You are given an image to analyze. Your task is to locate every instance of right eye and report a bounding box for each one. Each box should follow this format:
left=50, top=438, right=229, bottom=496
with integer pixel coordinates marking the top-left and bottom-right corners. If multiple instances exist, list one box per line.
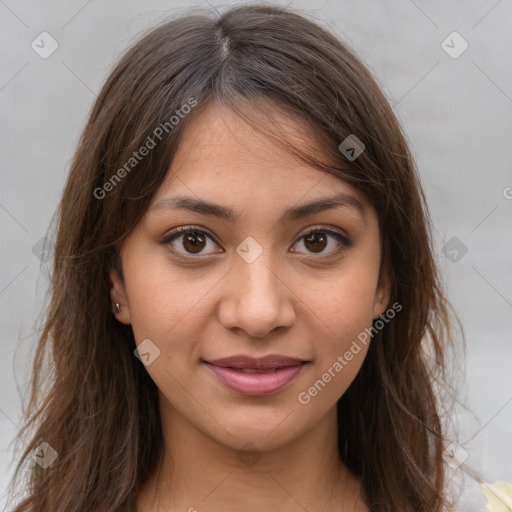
left=161, top=226, right=223, bottom=257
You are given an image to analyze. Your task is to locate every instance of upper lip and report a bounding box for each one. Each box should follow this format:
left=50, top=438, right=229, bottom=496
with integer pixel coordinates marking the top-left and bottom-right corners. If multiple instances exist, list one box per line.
left=204, top=354, right=307, bottom=370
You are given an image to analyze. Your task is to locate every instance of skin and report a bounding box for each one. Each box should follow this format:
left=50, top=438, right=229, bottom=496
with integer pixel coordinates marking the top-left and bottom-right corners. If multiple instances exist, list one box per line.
left=110, top=100, right=390, bottom=512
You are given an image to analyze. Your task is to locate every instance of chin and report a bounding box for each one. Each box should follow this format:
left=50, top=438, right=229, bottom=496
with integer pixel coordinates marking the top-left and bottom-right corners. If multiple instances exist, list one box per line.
left=204, top=408, right=308, bottom=451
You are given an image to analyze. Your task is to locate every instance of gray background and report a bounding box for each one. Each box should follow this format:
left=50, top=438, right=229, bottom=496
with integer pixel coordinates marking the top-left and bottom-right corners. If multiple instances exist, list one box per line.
left=1, top=0, right=511, bottom=505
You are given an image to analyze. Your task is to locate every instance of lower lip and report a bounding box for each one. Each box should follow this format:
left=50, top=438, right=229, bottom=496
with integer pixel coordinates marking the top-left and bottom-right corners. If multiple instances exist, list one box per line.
left=204, top=363, right=306, bottom=396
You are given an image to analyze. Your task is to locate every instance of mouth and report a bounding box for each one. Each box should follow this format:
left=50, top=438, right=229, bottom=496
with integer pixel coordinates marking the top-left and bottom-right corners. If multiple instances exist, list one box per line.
left=202, top=354, right=309, bottom=396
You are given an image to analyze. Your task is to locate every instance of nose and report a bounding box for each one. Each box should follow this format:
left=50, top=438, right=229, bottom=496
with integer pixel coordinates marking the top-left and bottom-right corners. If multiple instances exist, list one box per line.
left=217, top=249, right=296, bottom=339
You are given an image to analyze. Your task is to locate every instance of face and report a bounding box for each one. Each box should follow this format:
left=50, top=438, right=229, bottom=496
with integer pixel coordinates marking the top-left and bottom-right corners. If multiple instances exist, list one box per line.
left=110, top=100, right=390, bottom=452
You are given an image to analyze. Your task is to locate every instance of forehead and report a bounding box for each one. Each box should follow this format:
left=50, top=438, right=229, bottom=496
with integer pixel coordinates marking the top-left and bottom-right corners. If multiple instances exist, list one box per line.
left=151, top=100, right=372, bottom=218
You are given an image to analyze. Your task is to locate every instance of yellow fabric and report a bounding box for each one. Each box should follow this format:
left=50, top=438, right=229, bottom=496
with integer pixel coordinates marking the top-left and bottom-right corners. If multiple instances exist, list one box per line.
left=481, top=481, right=512, bottom=512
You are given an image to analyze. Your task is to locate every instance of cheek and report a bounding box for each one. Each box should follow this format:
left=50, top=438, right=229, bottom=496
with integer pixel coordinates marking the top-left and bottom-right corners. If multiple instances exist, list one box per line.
left=309, top=288, right=373, bottom=384
left=298, top=292, right=373, bottom=410
left=121, top=247, right=215, bottom=344
left=311, top=252, right=380, bottom=340
left=301, top=250, right=380, bottom=395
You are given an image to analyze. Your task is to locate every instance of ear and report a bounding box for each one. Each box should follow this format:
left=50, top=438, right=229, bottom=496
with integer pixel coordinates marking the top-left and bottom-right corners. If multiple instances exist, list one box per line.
left=372, top=266, right=391, bottom=320
left=109, top=267, right=132, bottom=325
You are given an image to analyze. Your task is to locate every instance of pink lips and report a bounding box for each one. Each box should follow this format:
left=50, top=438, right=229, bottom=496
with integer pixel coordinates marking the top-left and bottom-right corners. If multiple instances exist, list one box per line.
left=204, top=355, right=307, bottom=396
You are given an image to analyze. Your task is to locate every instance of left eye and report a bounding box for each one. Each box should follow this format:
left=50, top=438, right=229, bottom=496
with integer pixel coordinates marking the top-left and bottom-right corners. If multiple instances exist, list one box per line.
left=161, top=226, right=351, bottom=257
left=291, top=228, right=351, bottom=256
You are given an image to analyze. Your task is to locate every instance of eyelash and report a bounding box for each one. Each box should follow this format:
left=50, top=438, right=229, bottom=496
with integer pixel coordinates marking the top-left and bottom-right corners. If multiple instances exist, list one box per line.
left=159, top=225, right=352, bottom=259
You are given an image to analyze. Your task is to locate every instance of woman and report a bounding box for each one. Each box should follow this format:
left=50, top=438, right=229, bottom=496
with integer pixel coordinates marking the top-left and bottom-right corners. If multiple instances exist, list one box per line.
left=6, top=4, right=490, bottom=511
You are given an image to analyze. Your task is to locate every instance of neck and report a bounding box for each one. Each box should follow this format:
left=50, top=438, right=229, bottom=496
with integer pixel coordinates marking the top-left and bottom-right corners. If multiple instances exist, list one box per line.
left=136, top=394, right=366, bottom=512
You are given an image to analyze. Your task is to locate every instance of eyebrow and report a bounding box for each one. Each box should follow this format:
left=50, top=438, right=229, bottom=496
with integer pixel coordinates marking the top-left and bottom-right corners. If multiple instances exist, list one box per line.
left=151, top=193, right=366, bottom=223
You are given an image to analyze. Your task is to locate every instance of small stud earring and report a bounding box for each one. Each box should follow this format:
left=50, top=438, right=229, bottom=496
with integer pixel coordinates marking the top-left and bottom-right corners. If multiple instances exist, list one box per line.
left=114, top=303, right=121, bottom=313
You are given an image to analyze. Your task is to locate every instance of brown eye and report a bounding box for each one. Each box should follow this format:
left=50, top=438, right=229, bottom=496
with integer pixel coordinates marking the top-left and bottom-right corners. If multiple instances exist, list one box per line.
left=292, top=228, right=351, bottom=256
left=303, top=232, right=328, bottom=253
left=161, top=226, right=351, bottom=259
left=162, top=227, right=222, bottom=257
left=181, top=231, right=206, bottom=254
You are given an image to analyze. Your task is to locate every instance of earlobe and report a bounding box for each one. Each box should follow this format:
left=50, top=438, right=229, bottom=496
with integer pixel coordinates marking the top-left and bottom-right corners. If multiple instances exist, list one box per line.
left=372, top=268, right=391, bottom=320
left=109, top=267, right=131, bottom=325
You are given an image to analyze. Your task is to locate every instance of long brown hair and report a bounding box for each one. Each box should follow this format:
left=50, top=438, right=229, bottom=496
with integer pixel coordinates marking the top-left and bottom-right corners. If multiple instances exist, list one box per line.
left=7, top=4, right=462, bottom=511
